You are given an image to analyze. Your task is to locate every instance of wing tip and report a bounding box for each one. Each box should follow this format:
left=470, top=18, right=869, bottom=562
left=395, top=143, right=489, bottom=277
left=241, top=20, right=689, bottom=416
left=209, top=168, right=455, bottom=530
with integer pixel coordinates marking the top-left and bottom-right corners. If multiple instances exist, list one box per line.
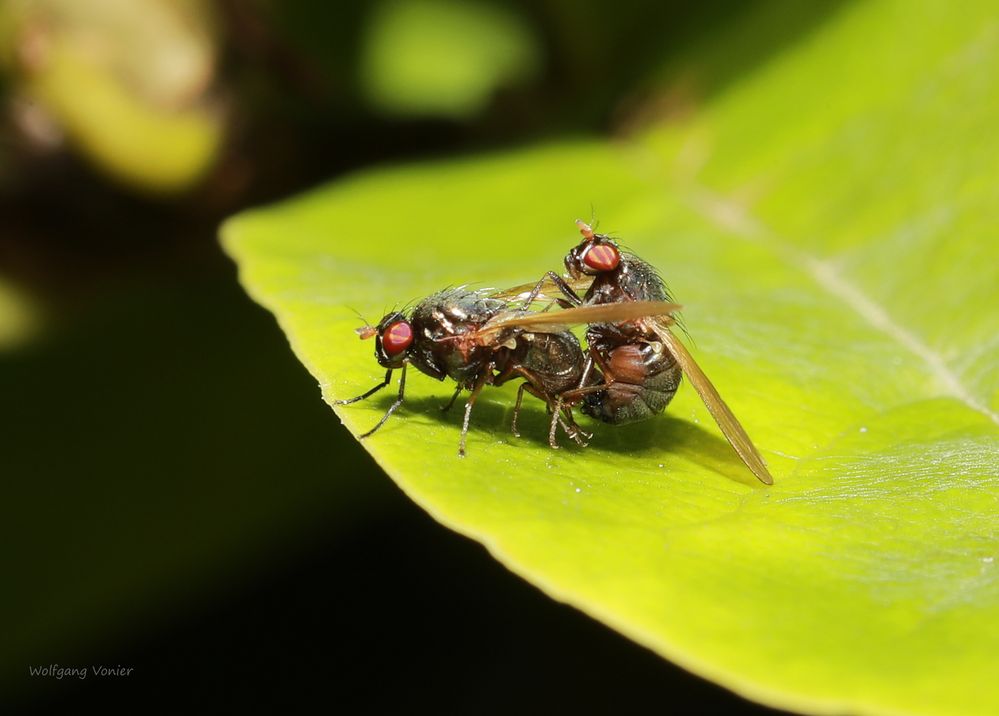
left=756, top=469, right=774, bottom=485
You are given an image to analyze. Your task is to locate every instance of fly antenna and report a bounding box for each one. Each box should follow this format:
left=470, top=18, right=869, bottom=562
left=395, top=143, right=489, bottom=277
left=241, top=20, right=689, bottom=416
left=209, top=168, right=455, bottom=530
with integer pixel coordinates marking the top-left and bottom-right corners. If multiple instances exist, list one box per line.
left=589, top=203, right=600, bottom=232
left=348, top=306, right=372, bottom=326
left=347, top=306, right=377, bottom=339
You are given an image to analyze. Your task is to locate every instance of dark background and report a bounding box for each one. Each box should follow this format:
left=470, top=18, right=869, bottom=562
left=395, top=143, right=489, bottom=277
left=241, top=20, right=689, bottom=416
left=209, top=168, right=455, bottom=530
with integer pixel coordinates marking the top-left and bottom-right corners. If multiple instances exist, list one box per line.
left=0, top=1, right=840, bottom=711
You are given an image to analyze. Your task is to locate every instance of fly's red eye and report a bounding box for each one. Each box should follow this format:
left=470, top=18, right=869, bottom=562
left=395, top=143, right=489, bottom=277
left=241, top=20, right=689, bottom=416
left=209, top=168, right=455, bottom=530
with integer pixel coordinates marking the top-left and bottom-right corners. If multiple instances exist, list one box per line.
left=381, top=321, right=413, bottom=356
left=583, top=243, right=620, bottom=272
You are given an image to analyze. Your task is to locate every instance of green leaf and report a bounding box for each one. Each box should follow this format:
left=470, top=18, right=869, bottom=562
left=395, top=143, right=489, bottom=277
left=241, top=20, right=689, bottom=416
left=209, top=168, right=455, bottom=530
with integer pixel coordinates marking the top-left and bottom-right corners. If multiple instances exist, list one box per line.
left=222, top=2, right=999, bottom=714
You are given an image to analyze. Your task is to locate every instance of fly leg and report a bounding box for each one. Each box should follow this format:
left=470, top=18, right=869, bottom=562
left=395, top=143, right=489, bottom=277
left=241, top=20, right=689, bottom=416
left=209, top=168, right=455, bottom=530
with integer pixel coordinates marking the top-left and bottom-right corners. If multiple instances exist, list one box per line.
left=552, top=384, right=606, bottom=446
left=545, top=394, right=593, bottom=448
left=334, top=369, right=392, bottom=405
left=440, top=385, right=462, bottom=412
left=547, top=395, right=565, bottom=449
left=561, top=406, right=592, bottom=446
left=548, top=393, right=597, bottom=449
left=512, top=380, right=569, bottom=442
left=520, top=271, right=584, bottom=310
left=580, top=345, right=617, bottom=396
left=516, top=386, right=576, bottom=449
left=511, top=382, right=529, bottom=437
left=502, top=366, right=569, bottom=446
left=498, top=364, right=587, bottom=448
left=458, top=371, right=490, bottom=457
left=494, top=363, right=536, bottom=439
left=357, top=365, right=407, bottom=438
left=575, top=354, right=596, bottom=390
left=555, top=414, right=585, bottom=444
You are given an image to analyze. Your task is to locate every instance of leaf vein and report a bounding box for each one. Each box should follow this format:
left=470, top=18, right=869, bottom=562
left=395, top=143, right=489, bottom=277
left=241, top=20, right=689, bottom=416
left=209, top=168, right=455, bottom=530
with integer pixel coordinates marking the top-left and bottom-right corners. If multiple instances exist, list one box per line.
left=686, top=186, right=999, bottom=428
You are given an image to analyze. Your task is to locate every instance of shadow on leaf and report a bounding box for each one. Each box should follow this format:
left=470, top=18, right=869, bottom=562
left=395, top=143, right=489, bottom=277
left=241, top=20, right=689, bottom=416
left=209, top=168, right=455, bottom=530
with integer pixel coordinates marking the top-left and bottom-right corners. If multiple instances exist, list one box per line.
left=356, top=392, right=763, bottom=486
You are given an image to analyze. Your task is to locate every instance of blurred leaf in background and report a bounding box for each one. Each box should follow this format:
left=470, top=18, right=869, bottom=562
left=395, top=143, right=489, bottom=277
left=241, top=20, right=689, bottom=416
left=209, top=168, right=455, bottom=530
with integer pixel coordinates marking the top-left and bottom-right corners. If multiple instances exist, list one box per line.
left=0, top=0, right=222, bottom=193
left=0, top=276, right=37, bottom=349
left=360, top=0, right=540, bottom=118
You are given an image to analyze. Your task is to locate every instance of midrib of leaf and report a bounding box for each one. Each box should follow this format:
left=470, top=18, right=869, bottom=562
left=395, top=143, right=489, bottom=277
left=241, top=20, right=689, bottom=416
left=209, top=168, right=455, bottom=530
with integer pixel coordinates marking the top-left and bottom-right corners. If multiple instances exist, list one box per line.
left=619, top=2, right=999, bottom=433
left=683, top=185, right=999, bottom=428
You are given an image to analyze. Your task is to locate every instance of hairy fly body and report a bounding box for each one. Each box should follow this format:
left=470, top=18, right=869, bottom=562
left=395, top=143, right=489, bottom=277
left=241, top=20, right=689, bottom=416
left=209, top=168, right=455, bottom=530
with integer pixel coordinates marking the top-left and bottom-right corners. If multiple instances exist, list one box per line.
left=335, top=286, right=675, bottom=455
left=519, top=220, right=774, bottom=484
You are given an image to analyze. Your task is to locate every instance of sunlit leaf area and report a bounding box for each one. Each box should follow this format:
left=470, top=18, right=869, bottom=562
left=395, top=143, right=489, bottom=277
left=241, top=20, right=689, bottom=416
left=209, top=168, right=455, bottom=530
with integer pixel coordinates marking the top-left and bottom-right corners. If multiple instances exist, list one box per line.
left=4, top=1, right=997, bottom=713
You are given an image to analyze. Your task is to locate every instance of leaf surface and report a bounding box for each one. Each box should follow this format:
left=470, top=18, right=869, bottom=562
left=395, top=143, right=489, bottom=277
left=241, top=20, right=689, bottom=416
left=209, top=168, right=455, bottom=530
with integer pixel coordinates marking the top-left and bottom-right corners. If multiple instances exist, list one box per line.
left=223, top=3, right=999, bottom=713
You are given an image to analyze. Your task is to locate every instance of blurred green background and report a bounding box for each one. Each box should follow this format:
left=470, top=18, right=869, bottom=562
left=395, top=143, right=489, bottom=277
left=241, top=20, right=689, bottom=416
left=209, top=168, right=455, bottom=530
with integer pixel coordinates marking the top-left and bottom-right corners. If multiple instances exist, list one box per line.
left=0, top=0, right=850, bottom=711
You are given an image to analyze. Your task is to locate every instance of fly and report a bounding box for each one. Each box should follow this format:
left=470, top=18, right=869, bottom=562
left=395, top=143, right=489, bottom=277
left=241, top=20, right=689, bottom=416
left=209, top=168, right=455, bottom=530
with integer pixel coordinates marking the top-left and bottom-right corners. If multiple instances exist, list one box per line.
left=334, top=285, right=677, bottom=456
left=515, top=220, right=774, bottom=485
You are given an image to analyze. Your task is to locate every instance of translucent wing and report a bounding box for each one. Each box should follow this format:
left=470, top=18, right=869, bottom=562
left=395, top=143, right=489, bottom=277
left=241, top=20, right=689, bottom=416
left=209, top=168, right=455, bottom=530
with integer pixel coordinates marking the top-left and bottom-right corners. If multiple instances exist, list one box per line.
left=479, top=301, right=681, bottom=336
left=647, top=320, right=774, bottom=485
left=490, top=275, right=594, bottom=303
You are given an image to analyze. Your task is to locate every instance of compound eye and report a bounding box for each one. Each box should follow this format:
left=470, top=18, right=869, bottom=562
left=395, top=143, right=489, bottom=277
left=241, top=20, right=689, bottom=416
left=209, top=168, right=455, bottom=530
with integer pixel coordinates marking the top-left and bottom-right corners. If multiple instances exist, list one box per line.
left=583, top=242, right=620, bottom=272
left=381, top=321, right=413, bottom=356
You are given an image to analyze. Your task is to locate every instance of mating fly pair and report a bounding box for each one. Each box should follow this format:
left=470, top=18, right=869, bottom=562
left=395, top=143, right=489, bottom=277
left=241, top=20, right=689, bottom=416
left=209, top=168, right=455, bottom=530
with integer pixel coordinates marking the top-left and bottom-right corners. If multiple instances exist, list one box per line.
left=336, top=220, right=773, bottom=485
left=337, top=286, right=677, bottom=456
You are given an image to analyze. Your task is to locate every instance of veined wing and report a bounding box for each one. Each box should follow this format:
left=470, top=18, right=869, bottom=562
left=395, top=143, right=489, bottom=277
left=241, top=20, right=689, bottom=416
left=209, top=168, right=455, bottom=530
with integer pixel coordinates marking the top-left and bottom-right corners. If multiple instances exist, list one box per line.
left=490, top=275, right=594, bottom=304
left=648, top=320, right=774, bottom=485
left=479, top=301, right=680, bottom=336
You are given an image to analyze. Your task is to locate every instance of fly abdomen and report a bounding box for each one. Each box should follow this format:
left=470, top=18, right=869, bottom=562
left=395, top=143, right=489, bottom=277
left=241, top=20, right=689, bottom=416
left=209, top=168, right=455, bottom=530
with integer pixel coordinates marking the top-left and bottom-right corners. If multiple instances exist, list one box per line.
left=582, top=340, right=681, bottom=424
left=516, top=331, right=587, bottom=395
